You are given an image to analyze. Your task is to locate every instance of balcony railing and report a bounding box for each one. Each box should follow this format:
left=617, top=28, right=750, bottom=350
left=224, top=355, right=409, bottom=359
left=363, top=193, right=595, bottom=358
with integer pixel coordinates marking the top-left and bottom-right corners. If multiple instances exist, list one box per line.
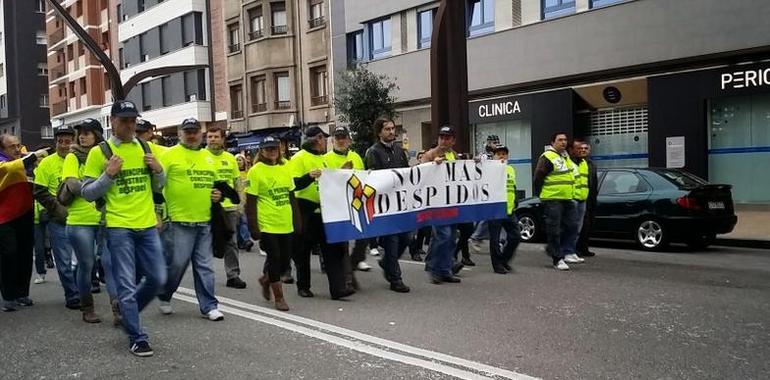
left=51, top=100, right=68, bottom=116
left=275, top=101, right=291, bottom=110
left=311, top=95, right=328, bottom=106
left=308, top=16, right=325, bottom=29
left=248, top=30, right=263, bottom=40
left=49, top=28, right=65, bottom=46
left=271, top=25, right=288, bottom=35
left=231, top=110, right=244, bottom=119
left=228, top=43, right=241, bottom=54
left=252, top=103, right=267, bottom=113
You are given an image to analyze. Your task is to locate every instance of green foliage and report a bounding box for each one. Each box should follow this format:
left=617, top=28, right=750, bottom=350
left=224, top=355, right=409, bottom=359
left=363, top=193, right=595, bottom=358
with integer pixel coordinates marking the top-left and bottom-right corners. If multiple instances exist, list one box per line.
left=333, top=65, right=398, bottom=157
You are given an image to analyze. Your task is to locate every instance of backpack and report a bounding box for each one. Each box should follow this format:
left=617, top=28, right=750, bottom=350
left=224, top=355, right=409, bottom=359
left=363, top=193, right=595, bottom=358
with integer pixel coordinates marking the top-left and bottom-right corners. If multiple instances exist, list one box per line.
left=97, top=139, right=166, bottom=205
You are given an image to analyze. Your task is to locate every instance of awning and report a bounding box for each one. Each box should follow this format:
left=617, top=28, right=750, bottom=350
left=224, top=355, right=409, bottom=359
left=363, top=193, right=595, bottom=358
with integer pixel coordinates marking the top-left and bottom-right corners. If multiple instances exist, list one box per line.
left=226, top=127, right=301, bottom=151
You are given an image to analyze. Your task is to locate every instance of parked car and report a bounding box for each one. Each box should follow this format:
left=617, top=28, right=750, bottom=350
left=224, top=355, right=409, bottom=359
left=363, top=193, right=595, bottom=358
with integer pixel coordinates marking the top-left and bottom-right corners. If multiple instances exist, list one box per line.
left=515, top=168, right=737, bottom=250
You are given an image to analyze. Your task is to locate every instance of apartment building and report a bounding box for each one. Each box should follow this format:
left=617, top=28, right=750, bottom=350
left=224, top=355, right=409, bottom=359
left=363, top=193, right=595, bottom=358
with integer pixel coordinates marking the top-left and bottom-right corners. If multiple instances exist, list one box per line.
left=333, top=0, right=770, bottom=205
left=0, top=0, right=51, bottom=148
left=223, top=0, right=333, bottom=146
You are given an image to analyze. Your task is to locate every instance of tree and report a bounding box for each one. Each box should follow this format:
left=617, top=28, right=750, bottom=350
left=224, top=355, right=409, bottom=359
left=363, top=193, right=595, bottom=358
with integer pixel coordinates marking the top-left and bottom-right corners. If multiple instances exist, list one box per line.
left=334, top=65, right=398, bottom=157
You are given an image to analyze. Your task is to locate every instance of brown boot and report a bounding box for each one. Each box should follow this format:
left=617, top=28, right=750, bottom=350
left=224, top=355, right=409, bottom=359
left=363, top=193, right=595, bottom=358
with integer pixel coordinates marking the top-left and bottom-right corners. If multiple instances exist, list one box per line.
left=258, top=275, right=271, bottom=301
left=80, top=295, right=101, bottom=324
left=270, top=282, right=289, bottom=311
left=110, top=297, right=122, bottom=327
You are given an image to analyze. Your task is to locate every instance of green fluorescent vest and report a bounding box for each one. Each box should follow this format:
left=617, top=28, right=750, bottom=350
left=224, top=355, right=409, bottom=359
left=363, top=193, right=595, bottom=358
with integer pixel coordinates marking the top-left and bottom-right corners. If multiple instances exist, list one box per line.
left=573, top=159, right=589, bottom=201
left=540, top=150, right=575, bottom=201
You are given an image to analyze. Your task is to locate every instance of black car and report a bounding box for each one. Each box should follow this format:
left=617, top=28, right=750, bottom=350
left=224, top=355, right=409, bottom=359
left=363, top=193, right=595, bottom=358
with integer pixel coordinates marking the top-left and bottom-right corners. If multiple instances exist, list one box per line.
left=515, top=168, right=737, bottom=251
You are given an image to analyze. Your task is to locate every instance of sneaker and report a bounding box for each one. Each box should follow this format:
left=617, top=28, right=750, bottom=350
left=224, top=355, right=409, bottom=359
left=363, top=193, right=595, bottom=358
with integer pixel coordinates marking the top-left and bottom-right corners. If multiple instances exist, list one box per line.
left=16, top=297, right=34, bottom=306
left=369, top=248, right=380, bottom=256
left=204, top=309, right=225, bottom=321
left=1, top=301, right=18, bottom=312
left=356, top=261, right=372, bottom=271
left=564, top=254, right=585, bottom=264
left=468, top=239, right=484, bottom=254
left=65, top=299, right=81, bottom=310
left=158, top=301, right=173, bottom=315
left=297, top=289, right=314, bottom=298
left=452, top=262, right=465, bottom=275
left=554, top=260, right=570, bottom=271
left=129, top=341, right=154, bottom=357
left=461, top=257, right=476, bottom=266
left=258, top=248, right=267, bottom=257
left=34, top=275, right=45, bottom=284
left=45, top=257, right=55, bottom=269
left=226, top=277, right=247, bottom=289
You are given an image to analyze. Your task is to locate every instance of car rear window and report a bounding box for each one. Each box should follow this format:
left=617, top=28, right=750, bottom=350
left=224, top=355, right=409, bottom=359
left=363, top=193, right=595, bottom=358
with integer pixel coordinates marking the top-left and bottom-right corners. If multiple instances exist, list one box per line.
left=657, top=170, right=708, bottom=189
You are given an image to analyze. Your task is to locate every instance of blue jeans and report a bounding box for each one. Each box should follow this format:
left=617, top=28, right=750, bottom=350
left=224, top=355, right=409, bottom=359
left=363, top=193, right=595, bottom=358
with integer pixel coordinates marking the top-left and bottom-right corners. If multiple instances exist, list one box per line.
left=159, top=223, right=218, bottom=314
left=68, top=225, right=117, bottom=301
left=425, top=225, right=457, bottom=277
left=107, top=227, right=166, bottom=345
left=97, top=225, right=117, bottom=299
left=566, top=201, right=587, bottom=256
left=34, top=221, right=49, bottom=275
left=48, top=222, right=79, bottom=303
left=488, top=214, right=521, bottom=267
left=542, top=200, right=578, bottom=264
left=470, top=221, right=489, bottom=241
left=379, top=232, right=411, bottom=283
left=237, top=213, right=251, bottom=247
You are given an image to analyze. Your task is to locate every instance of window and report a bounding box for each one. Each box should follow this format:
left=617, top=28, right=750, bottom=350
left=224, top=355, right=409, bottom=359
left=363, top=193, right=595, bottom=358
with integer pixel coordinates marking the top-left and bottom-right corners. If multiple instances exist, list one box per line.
left=161, top=76, right=171, bottom=107
left=36, top=0, right=45, bottom=13
left=274, top=72, right=290, bottom=109
left=599, top=171, right=649, bottom=195
left=139, top=33, right=147, bottom=62
left=468, top=0, right=494, bottom=36
left=271, top=2, right=288, bottom=35
left=0, top=64, right=3, bottom=77
left=159, top=24, right=168, bottom=54
left=591, top=0, right=624, bottom=8
left=368, top=18, right=391, bottom=59
left=0, top=95, right=6, bottom=109
left=142, top=82, right=152, bottom=111
left=543, top=0, right=576, bottom=19
left=249, top=7, right=264, bottom=40
left=309, top=0, right=325, bottom=28
left=35, top=31, right=47, bottom=45
left=310, top=66, right=327, bottom=106
left=230, top=85, right=243, bottom=119
left=251, top=75, right=267, bottom=113
left=138, top=0, right=145, bottom=13
left=347, top=31, right=364, bottom=65
left=41, top=125, right=54, bottom=139
left=417, top=9, right=436, bottom=49
left=228, top=24, right=240, bottom=53
left=37, top=63, right=48, bottom=76
left=40, top=94, right=49, bottom=108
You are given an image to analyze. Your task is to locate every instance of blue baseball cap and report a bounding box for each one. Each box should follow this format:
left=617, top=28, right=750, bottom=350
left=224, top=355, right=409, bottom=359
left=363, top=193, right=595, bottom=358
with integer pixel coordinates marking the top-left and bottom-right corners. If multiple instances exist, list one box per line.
left=111, top=100, right=140, bottom=118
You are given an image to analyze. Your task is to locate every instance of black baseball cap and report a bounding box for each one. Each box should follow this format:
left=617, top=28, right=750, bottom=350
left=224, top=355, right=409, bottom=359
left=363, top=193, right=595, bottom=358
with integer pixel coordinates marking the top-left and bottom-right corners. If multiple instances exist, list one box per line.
left=493, top=145, right=509, bottom=154
left=111, top=100, right=140, bottom=118
left=487, top=135, right=499, bottom=142
left=260, top=136, right=280, bottom=148
left=74, top=118, right=103, bottom=135
left=54, top=125, right=75, bottom=137
left=136, top=119, right=155, bottom=133
left=180, top=118, right=201, bottom=130
left=438, top=125, right=456, bottom=137
left=305, top=126, right=330, bottom=138
left=333, top=126, right=350, bottom=137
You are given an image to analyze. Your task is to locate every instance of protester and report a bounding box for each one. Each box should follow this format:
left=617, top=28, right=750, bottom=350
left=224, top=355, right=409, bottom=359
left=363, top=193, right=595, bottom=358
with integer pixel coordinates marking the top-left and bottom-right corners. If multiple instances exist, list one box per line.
left=420, top=125, right=463, bottom=284
left=206, top=125, right=248, bottom=289
left=468, top=135, right=500, bottom=253
left=235, top=153, right=255, bottom=252
left=533, top=132, right=578, bottom=271
left=576, top=142, right=598, bottom=258
left=1, top=134, right=48, bottom=311
left=32, top=199, right=50, bottom=284
left=564, top=139, right=590, bottom=264
left=81, top=100, right=167, bottom=357
left=246, top=136, right=299, bottom=311
left=487, top=145, right=521, bottom=274
left=454, top=223, right=476, bottom=266
left=34, top=126, right=80, bottom=309
left=135, top=119, right=168, bottom=231
left=408, top=150, right=430, bottom=262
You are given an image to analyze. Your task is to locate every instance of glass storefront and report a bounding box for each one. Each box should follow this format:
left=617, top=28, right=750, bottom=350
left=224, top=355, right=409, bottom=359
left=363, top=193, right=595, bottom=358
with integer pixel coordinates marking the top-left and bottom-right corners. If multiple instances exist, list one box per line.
left=473, top=120, right=532, bottom=197
left=708, top=93, right=770, bottom=204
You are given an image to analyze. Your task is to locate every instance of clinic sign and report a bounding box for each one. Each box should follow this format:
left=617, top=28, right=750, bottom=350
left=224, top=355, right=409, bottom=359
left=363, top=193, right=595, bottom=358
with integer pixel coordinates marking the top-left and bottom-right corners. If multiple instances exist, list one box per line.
left=720, top=66, right=770, bottom=91
left=469, top=95, right=530, bottom=123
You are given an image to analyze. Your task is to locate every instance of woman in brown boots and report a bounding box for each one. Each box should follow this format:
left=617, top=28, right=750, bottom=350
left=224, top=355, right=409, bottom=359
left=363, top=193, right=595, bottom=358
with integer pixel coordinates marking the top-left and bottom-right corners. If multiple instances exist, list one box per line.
left=245, top=136, right=301, bottom=311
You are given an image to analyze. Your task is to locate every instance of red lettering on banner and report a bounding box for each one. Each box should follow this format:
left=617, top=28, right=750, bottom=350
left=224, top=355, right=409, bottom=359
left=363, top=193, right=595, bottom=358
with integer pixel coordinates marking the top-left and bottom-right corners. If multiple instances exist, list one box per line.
left=416, top=208, right=459, bottom=223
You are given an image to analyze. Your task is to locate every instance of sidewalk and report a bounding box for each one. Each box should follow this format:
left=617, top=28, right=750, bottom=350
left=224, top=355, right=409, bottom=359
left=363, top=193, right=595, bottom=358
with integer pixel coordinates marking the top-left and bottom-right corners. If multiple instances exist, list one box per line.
left=717, top=209, right=770, bottom=248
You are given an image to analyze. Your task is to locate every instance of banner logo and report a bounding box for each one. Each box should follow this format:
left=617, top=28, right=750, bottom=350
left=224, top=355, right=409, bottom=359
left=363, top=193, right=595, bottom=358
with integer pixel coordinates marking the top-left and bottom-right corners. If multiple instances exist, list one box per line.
left=346, top=175, right=376, bottom=232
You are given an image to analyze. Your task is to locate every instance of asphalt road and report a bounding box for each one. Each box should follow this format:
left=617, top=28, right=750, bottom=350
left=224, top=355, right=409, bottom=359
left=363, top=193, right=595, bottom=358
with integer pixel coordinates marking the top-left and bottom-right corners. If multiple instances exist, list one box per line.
left=1, top=241, right=769, bottom=380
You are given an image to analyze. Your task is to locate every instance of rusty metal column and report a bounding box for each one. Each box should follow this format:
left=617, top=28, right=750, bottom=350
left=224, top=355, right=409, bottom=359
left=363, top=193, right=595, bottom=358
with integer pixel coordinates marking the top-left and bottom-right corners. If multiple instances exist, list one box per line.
left=430, top=0, right=470, bottom=153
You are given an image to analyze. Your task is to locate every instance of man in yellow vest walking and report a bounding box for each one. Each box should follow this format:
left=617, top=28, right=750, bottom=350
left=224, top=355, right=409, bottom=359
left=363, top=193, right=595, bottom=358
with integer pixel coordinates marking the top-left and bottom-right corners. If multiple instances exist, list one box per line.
left=533, top=133, right=579, bottom=271
left=565, top=139, right=592, bottom=264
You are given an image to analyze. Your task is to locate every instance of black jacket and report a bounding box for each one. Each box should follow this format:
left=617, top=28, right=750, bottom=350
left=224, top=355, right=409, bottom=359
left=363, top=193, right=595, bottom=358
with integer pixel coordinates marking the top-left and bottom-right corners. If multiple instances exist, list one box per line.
left=364, top=141, right=409, bottom=170
left=211, top=181, right=240, bottom=259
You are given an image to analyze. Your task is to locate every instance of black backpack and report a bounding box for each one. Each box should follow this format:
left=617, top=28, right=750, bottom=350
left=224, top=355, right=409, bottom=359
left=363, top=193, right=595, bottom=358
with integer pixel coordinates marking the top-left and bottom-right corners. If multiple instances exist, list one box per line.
left=98, top=139, right=166, bottom=205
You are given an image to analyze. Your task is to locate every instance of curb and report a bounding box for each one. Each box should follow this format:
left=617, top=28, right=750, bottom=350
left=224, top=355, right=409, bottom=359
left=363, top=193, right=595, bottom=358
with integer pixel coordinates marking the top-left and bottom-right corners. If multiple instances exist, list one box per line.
left=715, top=238, right=770, bottom=249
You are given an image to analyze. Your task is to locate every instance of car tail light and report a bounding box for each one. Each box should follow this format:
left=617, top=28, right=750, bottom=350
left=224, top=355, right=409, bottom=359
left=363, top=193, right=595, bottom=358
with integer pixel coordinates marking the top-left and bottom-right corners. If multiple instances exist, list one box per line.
left=677, top=196, right=701, bottom=210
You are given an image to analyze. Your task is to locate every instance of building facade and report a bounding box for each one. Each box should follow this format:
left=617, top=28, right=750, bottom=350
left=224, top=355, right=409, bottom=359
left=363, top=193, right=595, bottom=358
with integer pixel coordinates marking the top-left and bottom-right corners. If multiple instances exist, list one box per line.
left=223, top=0, right=333, bottom=137
left=1, top=0, right=51, bottom=149
left=333, top=0, right=770, bottom=205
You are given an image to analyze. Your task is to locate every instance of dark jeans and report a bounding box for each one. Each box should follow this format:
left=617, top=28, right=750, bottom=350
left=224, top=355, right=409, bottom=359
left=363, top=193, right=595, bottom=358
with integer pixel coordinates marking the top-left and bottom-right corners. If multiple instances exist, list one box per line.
left=294, top=199, right=347, bottom=296
left=410, top=227, right=431, bottom=254
left=425, top=225, right=457, bottom=277
left=577, top=205, right=595, bottom=255
left=350, top=239, right=369, bottom=267
left=542, top=200, right=578, bottom=265
left=33, top=220, right=49, bottom=275
left=261, top=233, right=292, bottom=283
left=0, top=212, right=34, bottom=301
left=453, top=223, right=475, bottom=261
left=488, top=215, right=521, bottom=267
left=379, top=232, right=411, bottom=283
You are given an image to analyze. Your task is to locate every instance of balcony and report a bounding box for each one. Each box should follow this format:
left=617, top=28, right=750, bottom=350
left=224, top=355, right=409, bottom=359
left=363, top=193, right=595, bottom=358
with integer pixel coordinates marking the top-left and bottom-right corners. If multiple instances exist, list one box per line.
left=308, top=17, right=325, bottom=29
left=228, top=43, right=241, bottom=54
left=275, top=101, right=291, bottom=110
left=49, top=28, right=65, bottom=47
left=51, top=100, right=68, bottom=116
left=231, top=110, right=244, bottom=119
left=252, top=103, right=267, bottom=113
left=248, top=30, right=263, bottom=40
left=271, top=25, right=288, bottom=35
left=49, top=66, right=66, bottom=82
left=311, top=95, right=328, bottom=106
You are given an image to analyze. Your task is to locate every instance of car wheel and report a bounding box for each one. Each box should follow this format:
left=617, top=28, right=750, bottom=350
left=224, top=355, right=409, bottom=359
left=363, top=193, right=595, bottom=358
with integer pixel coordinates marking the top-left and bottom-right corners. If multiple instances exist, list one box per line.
left=686, top=233, right=716, bottom=250
left=636, top=218, right=669, bottom=251
left=518, top=213, right=538, bottom=243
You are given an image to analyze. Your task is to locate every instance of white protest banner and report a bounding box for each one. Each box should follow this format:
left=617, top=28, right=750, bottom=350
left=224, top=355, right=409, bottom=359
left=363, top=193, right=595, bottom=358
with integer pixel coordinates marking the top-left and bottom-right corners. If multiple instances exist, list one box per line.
left=319, top=160, right=508, bottom=243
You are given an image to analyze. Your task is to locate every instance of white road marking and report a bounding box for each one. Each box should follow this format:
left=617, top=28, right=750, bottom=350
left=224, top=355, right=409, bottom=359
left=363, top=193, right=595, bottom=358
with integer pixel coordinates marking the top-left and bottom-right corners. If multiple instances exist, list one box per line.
left=175, top=287, right=537, bottom=380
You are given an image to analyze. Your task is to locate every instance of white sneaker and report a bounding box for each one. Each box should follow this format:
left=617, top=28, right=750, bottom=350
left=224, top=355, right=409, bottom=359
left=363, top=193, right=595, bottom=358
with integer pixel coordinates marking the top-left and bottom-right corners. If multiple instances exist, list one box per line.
left=357, top=261, right=372, bottom=271
left=158, top=301, right=173, bottom=315
left=258, top=249, right=267, bottom=257
left=369, top=248, right=380, bottom=256
left=564, top=254, right=585, bottom=264
left=33, top=275, right=45, bottom=284
left=205, top=309, right=224, bottom=321
left=554, top=260, right=570, bottom=271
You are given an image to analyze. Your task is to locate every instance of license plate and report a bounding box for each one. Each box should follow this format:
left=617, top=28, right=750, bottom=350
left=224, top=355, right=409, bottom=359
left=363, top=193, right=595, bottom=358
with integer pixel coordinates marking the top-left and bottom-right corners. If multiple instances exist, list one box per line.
left=708, top=201, right=725, bottom=210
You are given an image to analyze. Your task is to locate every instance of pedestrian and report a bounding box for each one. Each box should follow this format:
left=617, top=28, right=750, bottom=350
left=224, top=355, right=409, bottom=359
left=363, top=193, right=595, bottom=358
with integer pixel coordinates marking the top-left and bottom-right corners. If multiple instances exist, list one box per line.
left=32, top=199, right=51, bottom=284
left=468, top=135, right=500, bottom=253
left=34, top=125, right=80, bottom=309
left=533, top=132, right=578, bottom=271
left=487, top=145, right=521, bottom=274
left=246, top=136, right=299, bottom=311
left=1, top=134, right=48, bottom=311
left=235, top=154, right=255, bottom=252
left=420, top=125, right=463, bottom=284
left=564, top=139, right=591, bottom=264
left=289, top=126, right=354, bottom=300
left=58, top=118, right=115, bottom=323
left=135, top=119, right=167, bottom=156
left=156, top=118, right=225, bottom=322
left=80, top=100, right=167, bottom=357
left=575, top=141, right=598, bottom=258
left=454, top=222, right=476, bottom=266
left=363, top=118, right=412, bottom=293
left=206, top=125, right=248, bottom=289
